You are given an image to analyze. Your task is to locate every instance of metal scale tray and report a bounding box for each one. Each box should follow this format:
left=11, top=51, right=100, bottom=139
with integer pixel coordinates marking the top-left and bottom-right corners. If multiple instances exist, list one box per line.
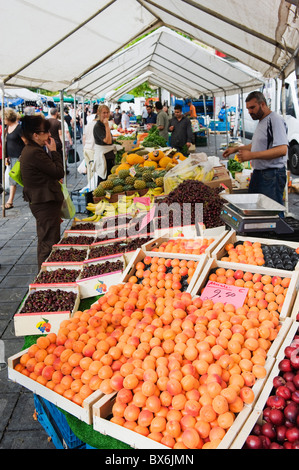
left=221, top=193, right=286, bottom=217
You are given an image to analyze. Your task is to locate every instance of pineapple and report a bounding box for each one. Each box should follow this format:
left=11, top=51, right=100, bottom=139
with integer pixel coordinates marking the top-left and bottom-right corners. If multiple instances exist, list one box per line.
left=134, top=179, right=147, bottom=190
left=125, top=176, right=135, bottom=186
left=101, top=180, right=114, bottom=190
left=142, top=171, right=153, bottom=182
left=118, top=169, right=130, bottom=180
left=93, top=185, right=105, bottom=197
left=113, top=185, right=124, bottom=193
left=155, top=177, right=164, bottom=187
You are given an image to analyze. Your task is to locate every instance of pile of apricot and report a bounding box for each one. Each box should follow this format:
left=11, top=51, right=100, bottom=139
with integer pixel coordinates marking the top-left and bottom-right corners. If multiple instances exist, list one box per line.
left=128, top=256, right=199, bottom=293
left=151, top=238, right=215, bottom=256
left=15, top=266, right=290, bottom=449
left=220, top=241, right=265, bottom=266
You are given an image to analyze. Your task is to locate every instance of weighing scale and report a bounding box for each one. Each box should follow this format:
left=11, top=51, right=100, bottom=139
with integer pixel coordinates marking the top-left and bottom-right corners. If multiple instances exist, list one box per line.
left=220, top=194, right=295, bottom=236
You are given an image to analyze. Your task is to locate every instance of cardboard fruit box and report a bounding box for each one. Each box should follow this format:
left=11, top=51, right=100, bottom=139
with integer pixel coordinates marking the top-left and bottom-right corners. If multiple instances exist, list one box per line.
left=7, top=348, right=104, bottom=425
left=204, top=165, right=232, bottom=192
left=190, top=258, right=299, bottom=319
left=70, top=219, right=100, bottom=232
left=92, top=390, right=253, bottom=450
left=119, top=248, right=208, bottom=295
left=212, top=229, right=299, bottom=271
left=77, top=254, right=127, bottom=299
left=13, top=285, right=80, bottom=337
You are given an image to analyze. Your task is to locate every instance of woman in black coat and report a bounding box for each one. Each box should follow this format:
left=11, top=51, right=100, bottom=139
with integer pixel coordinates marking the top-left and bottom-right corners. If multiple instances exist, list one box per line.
left=20, top=115, right=65, bottom=270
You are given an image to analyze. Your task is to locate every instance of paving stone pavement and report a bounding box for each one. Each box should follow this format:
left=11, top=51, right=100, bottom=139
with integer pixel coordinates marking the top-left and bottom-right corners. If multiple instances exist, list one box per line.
left=0, top=137, right=298, bottom=449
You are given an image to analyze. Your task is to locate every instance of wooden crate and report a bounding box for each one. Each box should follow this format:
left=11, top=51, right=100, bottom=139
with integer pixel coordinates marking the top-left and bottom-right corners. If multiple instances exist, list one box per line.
left=120, top=248, right=208, bottom=295
left=13, top=285, right=80, bottom=337
left=141, top=229, right=227, bottom=259
left=190, top=258, right=299, bottom=319
left=229, top=408, right=263, bottom=449
left=7, top=349, right=103, bottom=425
left=212, top=229, right=299, bottom=270
left=92, top=391, right=252, bottom=450
left=77, top=254, right=126, bottom=299
left=290, top=290, right=299, bottom=320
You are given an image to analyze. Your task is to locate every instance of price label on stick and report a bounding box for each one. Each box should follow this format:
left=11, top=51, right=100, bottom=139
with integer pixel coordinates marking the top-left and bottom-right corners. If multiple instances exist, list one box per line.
left=200, top=281, right=248, bottom=309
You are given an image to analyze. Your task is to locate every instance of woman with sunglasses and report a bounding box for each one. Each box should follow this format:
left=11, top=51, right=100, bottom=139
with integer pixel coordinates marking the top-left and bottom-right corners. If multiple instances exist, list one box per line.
left=20, top=115, right=65, bottom=271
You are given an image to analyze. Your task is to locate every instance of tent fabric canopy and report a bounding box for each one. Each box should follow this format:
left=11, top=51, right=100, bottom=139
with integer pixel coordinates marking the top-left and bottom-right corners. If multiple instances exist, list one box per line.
left=0, top=0, right=298, bottom=98
left=71, top=28, right=265, bottom=100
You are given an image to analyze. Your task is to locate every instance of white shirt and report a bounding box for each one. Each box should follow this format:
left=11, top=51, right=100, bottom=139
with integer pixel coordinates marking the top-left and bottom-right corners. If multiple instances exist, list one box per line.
left=121, top=113, right=130, bottom=129
left=83, top=119, right=97, bottom=150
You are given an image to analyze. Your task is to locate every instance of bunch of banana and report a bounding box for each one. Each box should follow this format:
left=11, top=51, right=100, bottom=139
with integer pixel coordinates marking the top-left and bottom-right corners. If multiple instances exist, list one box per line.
left=103, top=201, right=118, bottom=218
left=146, top=187, right=164, bottom=197
left=203, top=169, right=215, bottom=182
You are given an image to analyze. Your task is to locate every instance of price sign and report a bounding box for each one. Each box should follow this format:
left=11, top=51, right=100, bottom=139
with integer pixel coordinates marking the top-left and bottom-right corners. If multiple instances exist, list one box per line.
left=200, top=281, right=248, bottom=309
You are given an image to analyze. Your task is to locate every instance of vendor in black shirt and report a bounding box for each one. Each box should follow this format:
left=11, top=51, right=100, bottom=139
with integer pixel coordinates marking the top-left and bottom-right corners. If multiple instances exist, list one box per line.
left=113, top=107, right=122, bottom=126
left=169, top=104, right=194, bottom=155
left=145, top=105, right=157, bottom=127
left=93, top=105, right=116, bottom=182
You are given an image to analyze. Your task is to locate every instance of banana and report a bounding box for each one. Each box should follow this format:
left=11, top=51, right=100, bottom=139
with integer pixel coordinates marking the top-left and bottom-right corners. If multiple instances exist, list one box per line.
left=80, top=213, right=98, bottom=222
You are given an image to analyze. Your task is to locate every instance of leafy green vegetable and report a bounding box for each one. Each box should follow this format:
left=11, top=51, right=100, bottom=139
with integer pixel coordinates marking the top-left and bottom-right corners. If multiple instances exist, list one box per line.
left=227, top=158, right=243, bottom=178
left=142, top=126, right=167, bottom=148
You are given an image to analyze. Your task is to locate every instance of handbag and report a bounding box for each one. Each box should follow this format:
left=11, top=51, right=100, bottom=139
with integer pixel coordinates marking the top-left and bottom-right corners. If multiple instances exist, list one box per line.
left=68, top=147, right=80, bottom=164
left=60, top=182, right=76, bottom=219
left=9, top=160, right=23, bottom=186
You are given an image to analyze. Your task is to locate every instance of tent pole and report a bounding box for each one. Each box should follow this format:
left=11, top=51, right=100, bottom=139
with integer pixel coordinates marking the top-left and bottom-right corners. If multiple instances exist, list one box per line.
left=224, top=92, right=229, bottom=148
left=1, top=82, right=6, bottom=217
left=59, top=91, right=67, bottom=185
left=241, top=90, right=246, bottom=145
left=203, top=94, right=209, bottom=147
left=74, top=93, right=77, bottom=179
left=281, top=74, right=289, bottom=215
left=212, top=94, right=217, bottom=156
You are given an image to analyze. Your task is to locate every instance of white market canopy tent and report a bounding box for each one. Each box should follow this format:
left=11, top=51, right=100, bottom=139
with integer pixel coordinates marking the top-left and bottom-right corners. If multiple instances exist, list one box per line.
left=1, top=0, right=299, bottom=99
left=84, top=28, right=264, bottom=102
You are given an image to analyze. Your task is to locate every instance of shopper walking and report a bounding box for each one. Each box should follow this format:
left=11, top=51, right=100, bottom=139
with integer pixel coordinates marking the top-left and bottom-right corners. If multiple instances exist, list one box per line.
left=3, top=108, right=25, bottom=209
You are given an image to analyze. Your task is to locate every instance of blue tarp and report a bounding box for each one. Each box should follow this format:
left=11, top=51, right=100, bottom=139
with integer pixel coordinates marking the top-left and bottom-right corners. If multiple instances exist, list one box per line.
left=118, top=94, right=135, bottom=103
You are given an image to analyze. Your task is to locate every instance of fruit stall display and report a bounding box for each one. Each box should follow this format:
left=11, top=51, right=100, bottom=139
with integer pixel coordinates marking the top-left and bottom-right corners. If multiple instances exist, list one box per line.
left=7, top=224, right=299, bottom=449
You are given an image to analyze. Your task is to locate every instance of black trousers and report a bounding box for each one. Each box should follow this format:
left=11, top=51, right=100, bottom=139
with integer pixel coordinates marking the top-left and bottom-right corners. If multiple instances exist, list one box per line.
left=30, top=200, right=62, bottom=270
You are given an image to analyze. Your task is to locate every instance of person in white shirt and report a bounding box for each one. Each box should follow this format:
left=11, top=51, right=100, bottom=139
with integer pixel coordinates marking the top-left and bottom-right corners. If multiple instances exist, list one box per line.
left=83, top=104, right=98, bottom=186
left=121, top=111, right=130, bottom=130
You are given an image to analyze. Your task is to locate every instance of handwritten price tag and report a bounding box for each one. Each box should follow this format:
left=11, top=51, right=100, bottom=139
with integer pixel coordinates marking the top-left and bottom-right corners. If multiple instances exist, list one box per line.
left=200, top=281, right=248, bottom=309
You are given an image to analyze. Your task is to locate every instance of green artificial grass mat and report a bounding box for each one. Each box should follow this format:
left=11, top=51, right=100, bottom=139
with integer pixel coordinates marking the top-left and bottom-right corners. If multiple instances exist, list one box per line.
left=23, top=294, right=133, bottom=449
